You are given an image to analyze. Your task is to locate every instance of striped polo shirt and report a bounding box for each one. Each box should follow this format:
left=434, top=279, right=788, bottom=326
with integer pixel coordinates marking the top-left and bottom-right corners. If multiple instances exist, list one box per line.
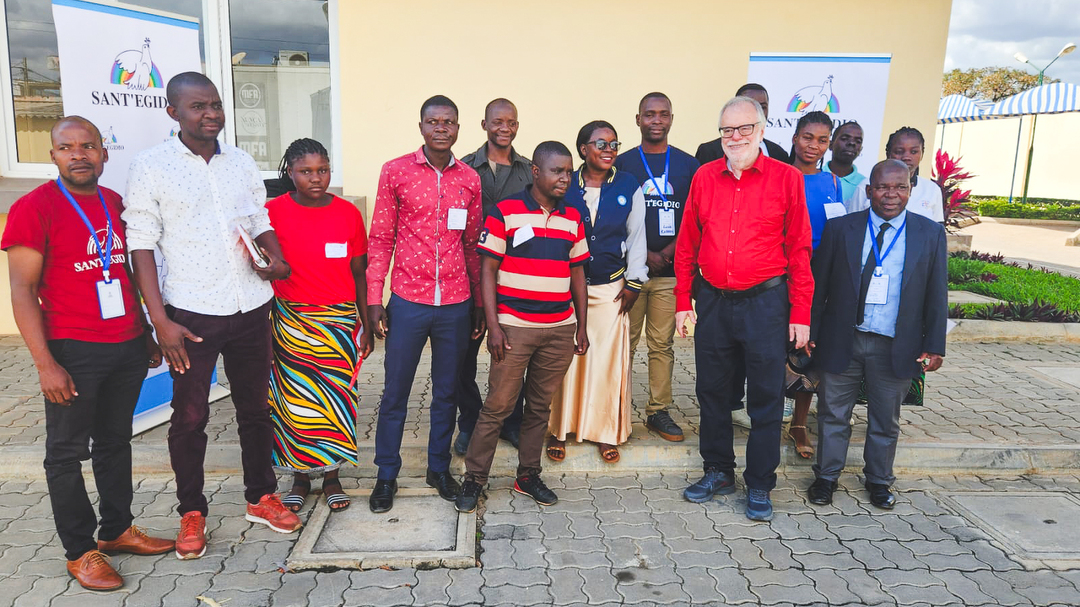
left=478, top=188, right=590, bottom=328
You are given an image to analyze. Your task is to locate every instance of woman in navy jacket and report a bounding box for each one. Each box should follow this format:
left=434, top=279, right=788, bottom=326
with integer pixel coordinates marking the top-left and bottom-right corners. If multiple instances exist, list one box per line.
left=547, top=120, right=649, bottom=464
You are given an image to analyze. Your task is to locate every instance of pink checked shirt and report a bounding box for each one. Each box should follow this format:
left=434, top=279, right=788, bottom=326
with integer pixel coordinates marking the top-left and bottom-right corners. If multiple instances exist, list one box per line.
left=366, top=147, right=483, bottom=307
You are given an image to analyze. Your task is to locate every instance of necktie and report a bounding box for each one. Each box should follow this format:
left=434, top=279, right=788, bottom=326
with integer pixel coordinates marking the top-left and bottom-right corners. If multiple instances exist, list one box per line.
left=857, top=222, right=891, bottom=325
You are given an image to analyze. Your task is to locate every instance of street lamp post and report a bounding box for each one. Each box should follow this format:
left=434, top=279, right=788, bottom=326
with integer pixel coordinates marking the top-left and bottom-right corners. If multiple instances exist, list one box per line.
left=1014, top=42, right=1076, bottom=205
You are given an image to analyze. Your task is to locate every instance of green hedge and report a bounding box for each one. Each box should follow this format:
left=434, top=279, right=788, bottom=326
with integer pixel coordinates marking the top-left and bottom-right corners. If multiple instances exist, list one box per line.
left=976, top=198, right=1080, bottom=220
left=948, top=258, right=1080, bottom=312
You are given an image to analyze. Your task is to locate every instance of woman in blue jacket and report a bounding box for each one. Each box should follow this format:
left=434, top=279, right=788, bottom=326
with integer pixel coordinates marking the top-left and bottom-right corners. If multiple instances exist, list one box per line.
left=547, top=120, right=649, bottom=464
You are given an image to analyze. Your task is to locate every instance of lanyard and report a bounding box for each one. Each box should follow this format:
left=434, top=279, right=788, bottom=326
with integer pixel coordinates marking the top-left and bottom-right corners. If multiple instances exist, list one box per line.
left=56, top=178, right=114, bottom=282
left=637, top=146, right=670, bottom=204
left=868, top=213, right=906, bottom=276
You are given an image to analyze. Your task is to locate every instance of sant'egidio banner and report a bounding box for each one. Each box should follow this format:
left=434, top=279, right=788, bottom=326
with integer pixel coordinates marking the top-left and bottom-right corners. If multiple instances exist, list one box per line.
left=51, top=0, right=201, bottom=194
left=747, top=53, right=892, bottom=179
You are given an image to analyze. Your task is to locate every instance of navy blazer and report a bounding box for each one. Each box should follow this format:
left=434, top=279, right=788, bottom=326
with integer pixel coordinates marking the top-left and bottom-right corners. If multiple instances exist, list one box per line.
left=809, top=209, right=948, bottom=379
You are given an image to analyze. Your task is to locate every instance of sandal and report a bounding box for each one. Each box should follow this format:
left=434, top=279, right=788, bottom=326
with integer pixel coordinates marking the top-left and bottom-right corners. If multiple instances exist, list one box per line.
left=546, top=437, right=566, bottom=462
left=282, top=476, right=311, bottom=512
left=322, top=478, right=351, bottom=511
left=787, top=425, right=815, bottom=459
left=597, top=443, right=620, bottom=463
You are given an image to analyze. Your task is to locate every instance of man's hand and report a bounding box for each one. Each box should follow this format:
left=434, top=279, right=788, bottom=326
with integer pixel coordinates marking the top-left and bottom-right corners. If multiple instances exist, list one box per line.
left=918, top=352, right=944, bottom=372
left=574, top=324, right=589, bottom=355
left=614, top=288, right=639, bottom=315
left=146, top=331, right=164, bottom=368
left=488, top=325, right=511, bottom=364
left=471, top=305, right=486, bottom=341
left=368, top=304, right=388, bottom=339
left=804, top=340, right=815, bottom=356
left=155, top=317, right=203, bottom=374
left=38, top=360, right=77, bottom=406
left=645, top=251, right=667, bottom=275
left=251, top=246, right=291, bottom=281
left=789, top=324, right=810, bottom=350
left=358, top=330, right=375, bottom=359
left=675, top=310, right=697, bottom=338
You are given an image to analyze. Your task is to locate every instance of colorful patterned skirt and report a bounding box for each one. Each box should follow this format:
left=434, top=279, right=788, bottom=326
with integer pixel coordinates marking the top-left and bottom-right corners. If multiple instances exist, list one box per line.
left=269, top=299, right=360, bottom=473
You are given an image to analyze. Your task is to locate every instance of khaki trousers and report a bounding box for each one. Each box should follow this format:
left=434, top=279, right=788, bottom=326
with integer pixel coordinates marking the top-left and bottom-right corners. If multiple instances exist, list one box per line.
left=628, top=277, right=677, bottom=415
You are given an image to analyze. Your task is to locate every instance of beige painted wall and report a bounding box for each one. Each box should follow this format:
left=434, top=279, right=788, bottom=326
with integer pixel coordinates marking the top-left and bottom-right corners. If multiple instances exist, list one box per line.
left=935, top=113, right=1080, bottom=200
left=337, top=0, right=952, bottom=208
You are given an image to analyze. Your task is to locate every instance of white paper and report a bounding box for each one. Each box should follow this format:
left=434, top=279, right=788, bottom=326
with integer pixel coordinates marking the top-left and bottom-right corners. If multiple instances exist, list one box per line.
left=866, top=273, right=889, bottom=305
left=97, top=279, right=126, bottom=319
left=946, top=319, right=958, bottom=335
left=823, top=202, right=846, bottom=220
left=512, top=223, right=535, bottom=248
left=659, top=209, right=676, bottom=236
left=448, top=208, right=468, bottom=231
left=325, top=242, right=348, bottom=259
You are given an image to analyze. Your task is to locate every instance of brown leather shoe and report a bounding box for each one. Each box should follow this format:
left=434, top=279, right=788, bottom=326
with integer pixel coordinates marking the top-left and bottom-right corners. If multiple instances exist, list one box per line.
left=66, top=550, right=123, bottom=591
left=98, top=525, right=175, bottom=556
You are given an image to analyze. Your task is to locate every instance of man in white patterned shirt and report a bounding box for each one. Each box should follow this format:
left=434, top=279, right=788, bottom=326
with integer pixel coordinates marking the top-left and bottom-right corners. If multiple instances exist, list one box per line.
left=124, top=72, right=301, bottom=560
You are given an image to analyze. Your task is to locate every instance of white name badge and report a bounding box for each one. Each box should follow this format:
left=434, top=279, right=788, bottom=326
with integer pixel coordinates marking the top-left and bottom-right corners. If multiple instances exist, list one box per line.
left=512, top=223, right=535, bottom=248
left=447, top=208, right=468, bottom=231
left=97, top=279, right=126, bottom=320
left=823, top=202, right=846, bottom=220
left=325, top=242, right=348, bottom=259
left=866, top=272, right=890, bottom=305
left=658, top=209, right=676, bottom=236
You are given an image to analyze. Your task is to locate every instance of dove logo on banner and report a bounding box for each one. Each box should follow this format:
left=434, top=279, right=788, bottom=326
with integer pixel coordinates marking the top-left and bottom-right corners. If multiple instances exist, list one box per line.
left=748, top=53, right=891, bottom=180
left=111, top=38, right=164, bottom=90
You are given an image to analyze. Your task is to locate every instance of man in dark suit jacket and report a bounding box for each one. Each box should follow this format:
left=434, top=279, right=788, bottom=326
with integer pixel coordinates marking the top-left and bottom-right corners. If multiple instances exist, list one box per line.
left=695, top=83, right=791, bottom=166
left=805, top=159, right=947, bottom=510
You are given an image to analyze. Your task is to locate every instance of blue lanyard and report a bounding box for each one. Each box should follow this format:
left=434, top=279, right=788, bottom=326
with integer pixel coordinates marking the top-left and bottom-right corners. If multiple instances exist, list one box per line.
left=56, top=178, right=114, bottom=282
left=637, top=146, right=670, bottom=204
left=868, top=213, right=906, bottom=276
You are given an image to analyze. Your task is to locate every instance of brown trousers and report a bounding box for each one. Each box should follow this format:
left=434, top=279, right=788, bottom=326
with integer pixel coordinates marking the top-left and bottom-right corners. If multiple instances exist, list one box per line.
left=464, top=323, right=577, bottom=485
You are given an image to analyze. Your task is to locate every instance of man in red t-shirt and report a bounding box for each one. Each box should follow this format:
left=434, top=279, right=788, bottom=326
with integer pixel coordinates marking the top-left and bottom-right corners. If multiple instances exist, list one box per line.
left=1, top=117, right=174, bottom=591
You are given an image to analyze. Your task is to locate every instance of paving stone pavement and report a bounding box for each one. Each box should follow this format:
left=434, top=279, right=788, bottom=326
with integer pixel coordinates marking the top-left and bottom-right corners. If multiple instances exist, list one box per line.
left=2, top=471, right=1080, bottom=606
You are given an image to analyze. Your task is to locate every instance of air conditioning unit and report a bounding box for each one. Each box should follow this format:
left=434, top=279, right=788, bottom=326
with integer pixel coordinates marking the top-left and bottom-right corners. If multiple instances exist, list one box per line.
left=277, top=50, right=309, bottom=66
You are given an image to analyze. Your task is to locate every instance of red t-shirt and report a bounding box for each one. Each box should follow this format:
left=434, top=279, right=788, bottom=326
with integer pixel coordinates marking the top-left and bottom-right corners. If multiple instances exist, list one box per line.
left=266, top=194, right=368, bottom=304
left=1, top=181, right=143, bottom=343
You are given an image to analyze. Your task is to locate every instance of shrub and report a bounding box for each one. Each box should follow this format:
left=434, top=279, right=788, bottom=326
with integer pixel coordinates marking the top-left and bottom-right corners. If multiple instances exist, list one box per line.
left=947, top=255, right=1080, bottom=313
left=977, top=198, right=1080, bottom=221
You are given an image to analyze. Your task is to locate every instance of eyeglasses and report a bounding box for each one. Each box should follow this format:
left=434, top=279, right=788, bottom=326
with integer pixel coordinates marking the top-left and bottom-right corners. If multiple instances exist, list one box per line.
left=719, top=123, right=759, bottom=138
left=585, top=140, right=621, bottom=152
left=871, top=184, right=911, bottom=194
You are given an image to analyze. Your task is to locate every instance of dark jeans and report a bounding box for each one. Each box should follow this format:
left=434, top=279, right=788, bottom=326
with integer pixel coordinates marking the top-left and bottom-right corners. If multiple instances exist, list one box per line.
left=457, top=325, right=524, bottom=436
left=166, top=302, right=276, bottom=515
left=44, top=336, right=147, bottom=560
left=694, top=281, right=788, bottom=491
left=374, top=295, right=471, bottom=480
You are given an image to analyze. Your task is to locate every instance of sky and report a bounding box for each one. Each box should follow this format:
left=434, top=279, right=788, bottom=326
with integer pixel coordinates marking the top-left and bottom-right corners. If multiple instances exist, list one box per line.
left=944, top=0, right=1080, bottom=86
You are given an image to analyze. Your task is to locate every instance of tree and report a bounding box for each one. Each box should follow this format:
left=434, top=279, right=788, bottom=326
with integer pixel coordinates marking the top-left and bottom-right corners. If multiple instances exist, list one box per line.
left=942, top=67, right=1058, bottom=101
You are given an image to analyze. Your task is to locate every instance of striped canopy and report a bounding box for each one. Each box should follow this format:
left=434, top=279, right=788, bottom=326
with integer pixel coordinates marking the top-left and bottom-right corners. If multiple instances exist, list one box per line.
left=938, top=94, right=993, bottom=123
left=988, top=82, right=1080, bottom=117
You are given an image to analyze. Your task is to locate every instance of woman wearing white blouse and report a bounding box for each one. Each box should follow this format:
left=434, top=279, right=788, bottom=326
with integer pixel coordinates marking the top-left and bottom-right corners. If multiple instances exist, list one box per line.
left=846, top=127, right=944, bottom=223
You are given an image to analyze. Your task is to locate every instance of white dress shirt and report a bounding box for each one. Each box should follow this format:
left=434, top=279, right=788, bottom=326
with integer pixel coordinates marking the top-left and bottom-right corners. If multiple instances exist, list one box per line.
left=123, top=135, right=274, bottom=316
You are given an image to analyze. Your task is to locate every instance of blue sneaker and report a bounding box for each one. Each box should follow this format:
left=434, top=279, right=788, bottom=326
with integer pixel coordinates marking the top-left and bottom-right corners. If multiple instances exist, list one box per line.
left=683, top=468, right=736, bottom=503
left=746, top=488, right=773, bottom=521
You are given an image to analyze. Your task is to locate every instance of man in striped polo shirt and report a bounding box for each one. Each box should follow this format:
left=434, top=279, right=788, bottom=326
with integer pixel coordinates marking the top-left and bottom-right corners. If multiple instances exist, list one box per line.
left=456, top=141, right=590, bottom=512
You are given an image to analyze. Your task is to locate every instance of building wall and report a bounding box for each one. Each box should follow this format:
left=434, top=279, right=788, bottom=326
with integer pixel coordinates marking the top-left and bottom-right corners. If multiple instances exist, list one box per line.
left=935, top=113, right=1080, bottom=200
left=336, top=0, right=953, bottom=207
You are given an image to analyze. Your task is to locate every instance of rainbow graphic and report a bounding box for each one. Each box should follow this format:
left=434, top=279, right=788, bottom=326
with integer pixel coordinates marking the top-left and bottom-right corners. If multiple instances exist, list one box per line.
left=110, top=61, right=163, bottom=88
left=787, top=94, right=839, bottom=113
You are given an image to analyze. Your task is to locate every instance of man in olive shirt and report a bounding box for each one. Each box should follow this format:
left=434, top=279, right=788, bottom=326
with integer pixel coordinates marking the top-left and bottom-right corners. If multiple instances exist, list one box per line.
left=457, top=98, right=533, bottom=453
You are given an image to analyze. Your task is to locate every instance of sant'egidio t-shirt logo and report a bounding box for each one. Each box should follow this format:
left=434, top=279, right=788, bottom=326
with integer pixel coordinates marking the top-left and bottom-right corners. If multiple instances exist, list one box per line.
left=111, top=37, right=163, bottom=90
left=787, top=75, right=840, bottom=114
left=74, top=229, right=125, bottom=273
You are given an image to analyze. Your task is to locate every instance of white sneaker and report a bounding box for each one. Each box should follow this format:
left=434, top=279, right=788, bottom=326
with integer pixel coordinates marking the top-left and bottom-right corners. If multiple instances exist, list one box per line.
left=783, top=397, right=795, bottom=423
left=731, top=408, right=752, bottom=429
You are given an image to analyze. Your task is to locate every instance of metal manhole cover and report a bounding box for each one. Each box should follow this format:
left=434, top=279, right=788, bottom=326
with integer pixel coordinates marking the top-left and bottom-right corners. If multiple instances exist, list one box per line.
left=942, top=491, right=1080, bottom=569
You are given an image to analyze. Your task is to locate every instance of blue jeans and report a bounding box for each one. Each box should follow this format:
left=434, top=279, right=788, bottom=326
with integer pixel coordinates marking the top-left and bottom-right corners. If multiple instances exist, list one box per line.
left=694, top=281, right=788, bottom=491
left=374, top=295, right=471, bottom=479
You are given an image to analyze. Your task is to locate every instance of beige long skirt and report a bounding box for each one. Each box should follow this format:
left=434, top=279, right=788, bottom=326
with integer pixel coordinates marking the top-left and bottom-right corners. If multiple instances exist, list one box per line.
left=548, top=281, right=632, bottom=445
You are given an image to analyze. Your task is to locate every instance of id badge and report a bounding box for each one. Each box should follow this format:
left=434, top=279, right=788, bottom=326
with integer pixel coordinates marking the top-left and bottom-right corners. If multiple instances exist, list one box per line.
left=823, top=202, right=846, bottom=220
left=325, top=242, right=348, bottom=259
left=658, top=209, right=676, bottom=236
left=97, top=279, right=126, bottom=320
left=447, top=208, right=468, bottom=231
left=866, top=271, right=889, bottom=305
left=512, top=223, right=535, bottom=248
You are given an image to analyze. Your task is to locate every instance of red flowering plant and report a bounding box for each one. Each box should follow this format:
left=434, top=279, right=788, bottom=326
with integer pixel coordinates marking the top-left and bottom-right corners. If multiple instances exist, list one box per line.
left=932, top=149, right=975, bottom=233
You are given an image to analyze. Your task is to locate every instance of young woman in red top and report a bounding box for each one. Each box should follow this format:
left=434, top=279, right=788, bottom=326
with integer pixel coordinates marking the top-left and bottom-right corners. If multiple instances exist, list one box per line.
left=265, top=139, right=373, bottom=512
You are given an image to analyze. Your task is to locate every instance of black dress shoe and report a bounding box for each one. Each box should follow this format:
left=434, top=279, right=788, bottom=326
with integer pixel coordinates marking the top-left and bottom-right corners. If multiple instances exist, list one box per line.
left=499, top=426, right=521, bottom=450
left=426, top=469, right=461, bottom=501
left=865, top=482, right=896, bottom=510
left=453, top=431, right=471, bottom=456
left=807, top=478, right=838, bottom=506
left=369, top=479, right=397, bottom=513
